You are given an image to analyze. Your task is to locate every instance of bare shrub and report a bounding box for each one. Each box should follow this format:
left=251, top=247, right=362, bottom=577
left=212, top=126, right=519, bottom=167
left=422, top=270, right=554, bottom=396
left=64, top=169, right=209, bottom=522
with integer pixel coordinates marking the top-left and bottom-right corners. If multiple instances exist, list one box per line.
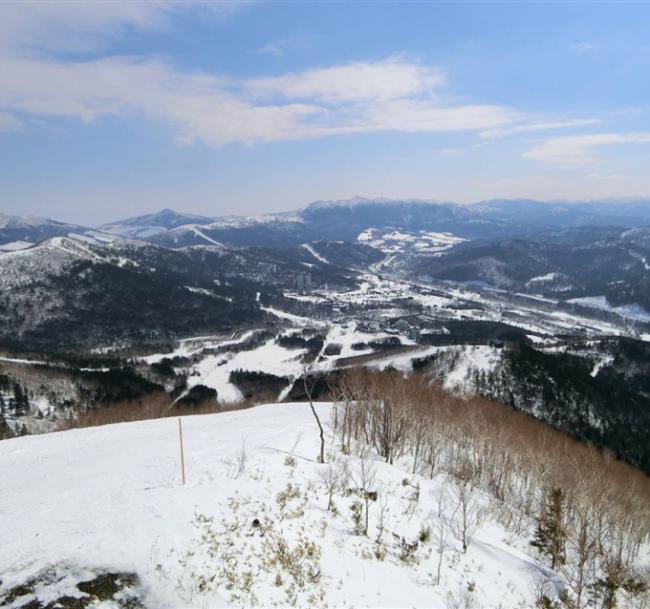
left=418, top=524, right=432, bottom=543
left=318, top=461, right=343, bottom=512
left=224, top=440, right=247, bottom=480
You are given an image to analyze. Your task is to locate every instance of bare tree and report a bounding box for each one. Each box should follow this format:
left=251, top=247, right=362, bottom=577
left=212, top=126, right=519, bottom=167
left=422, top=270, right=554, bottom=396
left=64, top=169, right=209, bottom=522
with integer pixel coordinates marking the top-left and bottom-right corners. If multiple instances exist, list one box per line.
left=329, top=372, right=357, bottom=454
left=318, top=461, right=344, bottom=512
left=434, top=491, right=450, bottom=586
left=559, top=507, right=598, bottom=609
left=451, top=480, right=481, bottom=553
left=352, top=452, right=377, bottom=536
left=368, top=372, right=409, bottom=464
left=303, top=365, right=325, bottom=464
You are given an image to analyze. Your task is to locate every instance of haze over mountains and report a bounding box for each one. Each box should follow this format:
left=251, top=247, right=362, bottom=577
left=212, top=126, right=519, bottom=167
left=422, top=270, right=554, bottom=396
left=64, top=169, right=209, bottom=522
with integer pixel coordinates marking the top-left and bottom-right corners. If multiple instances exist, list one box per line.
left=3, top=197, right=650, bottom=251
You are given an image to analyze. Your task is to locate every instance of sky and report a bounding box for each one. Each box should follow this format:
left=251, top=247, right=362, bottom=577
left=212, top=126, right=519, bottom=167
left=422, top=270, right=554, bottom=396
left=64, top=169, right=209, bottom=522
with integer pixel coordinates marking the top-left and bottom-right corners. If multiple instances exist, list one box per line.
left=0, top=1, right=649, bottom=225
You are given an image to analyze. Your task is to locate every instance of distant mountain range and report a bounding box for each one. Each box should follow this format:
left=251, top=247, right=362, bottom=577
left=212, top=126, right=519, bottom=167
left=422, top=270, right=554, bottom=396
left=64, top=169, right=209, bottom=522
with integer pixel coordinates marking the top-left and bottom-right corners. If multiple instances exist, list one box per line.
left=1, top=197, right=649, bottom=353
left=2, top=197, right=650, bottom=250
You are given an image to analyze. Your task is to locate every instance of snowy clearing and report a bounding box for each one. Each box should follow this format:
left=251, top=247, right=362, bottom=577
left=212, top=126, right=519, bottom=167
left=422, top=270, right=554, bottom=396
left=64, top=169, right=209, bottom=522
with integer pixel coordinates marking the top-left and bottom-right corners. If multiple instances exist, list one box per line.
left=567, top=296, right=650, bottom=322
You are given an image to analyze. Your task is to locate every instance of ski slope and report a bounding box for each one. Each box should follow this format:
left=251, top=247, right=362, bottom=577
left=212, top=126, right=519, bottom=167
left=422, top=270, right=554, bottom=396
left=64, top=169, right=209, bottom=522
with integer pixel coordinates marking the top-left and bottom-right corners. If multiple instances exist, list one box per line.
left=0, top=403, right=549, bottom=608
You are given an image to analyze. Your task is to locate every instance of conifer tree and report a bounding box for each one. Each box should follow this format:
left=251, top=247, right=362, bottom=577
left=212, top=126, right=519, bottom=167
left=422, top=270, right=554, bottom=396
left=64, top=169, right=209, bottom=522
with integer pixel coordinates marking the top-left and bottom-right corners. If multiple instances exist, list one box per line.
left=531, top=487, right=567, bottom=570
left=12, top=383, right=30, bottom=417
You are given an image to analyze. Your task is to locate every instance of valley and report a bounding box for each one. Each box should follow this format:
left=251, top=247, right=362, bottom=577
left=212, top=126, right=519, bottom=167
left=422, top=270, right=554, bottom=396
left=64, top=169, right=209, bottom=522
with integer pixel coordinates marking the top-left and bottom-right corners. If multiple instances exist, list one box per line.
left=2, top=199, right=649, bottom=476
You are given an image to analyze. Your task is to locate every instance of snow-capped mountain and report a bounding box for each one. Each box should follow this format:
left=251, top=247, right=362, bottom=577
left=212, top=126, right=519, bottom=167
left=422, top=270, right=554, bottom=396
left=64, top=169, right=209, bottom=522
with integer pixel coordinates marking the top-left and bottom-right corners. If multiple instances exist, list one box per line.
left=0, top=213, right=97, bottom=251
left=89, top=198, right=650, bottom=249
left=99, top=208, right=216, bottom=239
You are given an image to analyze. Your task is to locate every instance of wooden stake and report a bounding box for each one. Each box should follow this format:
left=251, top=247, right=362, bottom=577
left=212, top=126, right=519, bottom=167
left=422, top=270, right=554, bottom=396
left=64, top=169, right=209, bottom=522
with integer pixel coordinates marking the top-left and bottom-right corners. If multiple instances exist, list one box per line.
left=178, top=417, right=186, bottom=485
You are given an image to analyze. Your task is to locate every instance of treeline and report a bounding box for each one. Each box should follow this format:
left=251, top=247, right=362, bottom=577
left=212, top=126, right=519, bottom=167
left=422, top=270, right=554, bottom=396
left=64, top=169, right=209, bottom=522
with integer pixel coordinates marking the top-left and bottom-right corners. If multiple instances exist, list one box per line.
left=329, top=368, right=650, bottom=609
left=68, top=391, right=250, bottom=429
left=0, top=373, right=30, bottom=416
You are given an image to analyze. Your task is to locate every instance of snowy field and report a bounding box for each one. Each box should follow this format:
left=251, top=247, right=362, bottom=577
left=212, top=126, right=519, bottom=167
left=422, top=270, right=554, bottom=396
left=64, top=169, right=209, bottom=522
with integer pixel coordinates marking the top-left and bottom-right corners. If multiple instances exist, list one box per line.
left=0, top=403, right=548, bottom=608
left=357, top=228, right=465, bottom=255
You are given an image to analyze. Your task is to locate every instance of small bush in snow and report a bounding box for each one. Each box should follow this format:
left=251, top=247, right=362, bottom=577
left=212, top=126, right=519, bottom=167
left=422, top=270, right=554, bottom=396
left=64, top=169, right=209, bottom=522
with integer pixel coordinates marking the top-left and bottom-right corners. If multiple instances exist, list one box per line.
left=350, top=500, right=364, bottom=536
left=418, top=524, right=432, bottom=543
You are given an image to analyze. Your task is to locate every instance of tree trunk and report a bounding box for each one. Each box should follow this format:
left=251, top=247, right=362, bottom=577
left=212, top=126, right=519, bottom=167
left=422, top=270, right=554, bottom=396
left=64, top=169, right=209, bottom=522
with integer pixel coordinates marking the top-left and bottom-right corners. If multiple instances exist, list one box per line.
left=304, top=372, right=325, bottom=463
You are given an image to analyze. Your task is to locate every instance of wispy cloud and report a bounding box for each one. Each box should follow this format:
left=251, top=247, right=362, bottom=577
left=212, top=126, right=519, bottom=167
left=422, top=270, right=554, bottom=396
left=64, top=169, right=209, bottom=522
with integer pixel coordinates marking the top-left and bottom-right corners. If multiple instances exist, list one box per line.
left=572, top=41, right=595, bottom=53
left=0, top=2, right=251, bottom=54
left=440, top=148, right=461, bottom=157
left=523, top=132, right=650, bottom=164
left=581, top=172, right=625, bottom=182
left=0, top=3, right=609, bottom=148
left=257, top=36, right=311, bottom=58
left=480, top=118, right=600, bottom=140
left=0, top=55, right=328, bottom=146
left=247, top=59, right=446, bottom=103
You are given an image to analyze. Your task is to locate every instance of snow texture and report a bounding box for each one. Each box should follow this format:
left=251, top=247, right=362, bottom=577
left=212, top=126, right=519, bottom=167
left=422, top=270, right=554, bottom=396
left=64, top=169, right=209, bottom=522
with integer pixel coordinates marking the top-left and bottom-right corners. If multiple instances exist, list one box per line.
left=0, top=403, right=549, bottom=608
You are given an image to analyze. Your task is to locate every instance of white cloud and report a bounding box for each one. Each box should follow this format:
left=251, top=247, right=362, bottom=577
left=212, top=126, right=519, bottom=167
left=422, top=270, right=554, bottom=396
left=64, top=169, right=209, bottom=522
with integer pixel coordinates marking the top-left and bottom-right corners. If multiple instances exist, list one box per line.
left=0, top=1, right=251, bottom=53
left=523, top=132, right=650, bottom=164
left=359, top=99, right=519, bottom=133
left=0, top=48, right=522, bottom=145
left=480, top=118, right=600, bottom=139
left=0, top=3, right=610, bottom=148
left=0, top=56, right=326, bottom=146
left=247, top=59, right=446, bottom=103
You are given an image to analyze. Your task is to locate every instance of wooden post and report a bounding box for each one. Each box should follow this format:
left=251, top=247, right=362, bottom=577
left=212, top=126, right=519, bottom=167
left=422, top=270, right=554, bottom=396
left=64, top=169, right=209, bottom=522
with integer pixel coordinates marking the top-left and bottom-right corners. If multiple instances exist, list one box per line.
left=178, top=418, right=186, bottom=485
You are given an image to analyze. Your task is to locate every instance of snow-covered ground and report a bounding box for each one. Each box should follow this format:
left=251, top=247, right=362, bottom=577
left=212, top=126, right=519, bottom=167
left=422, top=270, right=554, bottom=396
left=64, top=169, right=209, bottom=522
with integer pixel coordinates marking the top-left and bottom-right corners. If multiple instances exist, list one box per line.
left=0, top=403, right=548, bottom=608
left=567, top=295, right=650, bottom=322
left=357, top=228, right=464, bottom=255
left=0, top=240, right=34, bottom=251
left=188, top=339, right=308, bottom=402
left=178, top=322, right=418, bottom=402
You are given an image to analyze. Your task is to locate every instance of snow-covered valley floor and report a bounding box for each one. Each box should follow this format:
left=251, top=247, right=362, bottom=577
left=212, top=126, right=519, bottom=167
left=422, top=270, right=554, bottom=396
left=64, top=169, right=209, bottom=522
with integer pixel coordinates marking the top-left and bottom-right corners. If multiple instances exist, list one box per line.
left=0, top=403, right=549, bottom=609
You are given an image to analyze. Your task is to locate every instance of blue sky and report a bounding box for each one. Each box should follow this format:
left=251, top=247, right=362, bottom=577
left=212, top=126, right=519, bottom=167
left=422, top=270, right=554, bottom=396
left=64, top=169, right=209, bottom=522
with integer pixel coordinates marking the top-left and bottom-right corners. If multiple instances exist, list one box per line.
left=0, top=1, right=649, bottom=225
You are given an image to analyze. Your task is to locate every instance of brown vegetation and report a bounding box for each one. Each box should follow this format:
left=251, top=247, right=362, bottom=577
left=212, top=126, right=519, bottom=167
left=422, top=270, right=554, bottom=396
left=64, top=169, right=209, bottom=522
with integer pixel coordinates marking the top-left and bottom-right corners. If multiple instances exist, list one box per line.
left=66, top=391, right=254, bottom=430
left=329, top=367, right=650, bottom=608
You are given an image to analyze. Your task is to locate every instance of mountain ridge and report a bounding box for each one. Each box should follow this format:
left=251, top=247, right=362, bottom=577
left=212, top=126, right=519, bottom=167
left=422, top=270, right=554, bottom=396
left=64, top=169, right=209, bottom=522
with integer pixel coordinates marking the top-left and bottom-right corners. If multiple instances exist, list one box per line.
left=2, top=196, right=650, bottom=250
